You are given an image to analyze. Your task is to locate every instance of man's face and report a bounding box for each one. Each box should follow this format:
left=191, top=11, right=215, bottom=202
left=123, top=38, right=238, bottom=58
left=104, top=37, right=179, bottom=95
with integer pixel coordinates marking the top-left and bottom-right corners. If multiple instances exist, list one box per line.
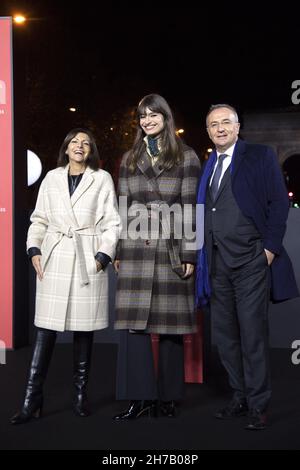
left=206, top=107, right=240, bottom=152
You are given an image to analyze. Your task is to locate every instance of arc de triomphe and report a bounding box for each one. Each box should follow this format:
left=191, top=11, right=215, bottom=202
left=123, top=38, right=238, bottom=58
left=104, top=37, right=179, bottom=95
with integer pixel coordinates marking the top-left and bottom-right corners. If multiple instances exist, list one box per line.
left=241, top=107, right=300, bottom=165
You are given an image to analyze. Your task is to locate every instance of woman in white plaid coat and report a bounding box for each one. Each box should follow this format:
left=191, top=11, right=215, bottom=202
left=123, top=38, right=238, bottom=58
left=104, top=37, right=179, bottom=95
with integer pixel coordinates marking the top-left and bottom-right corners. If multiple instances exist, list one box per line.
left=113, top=95, right=201, bottom=420
left=11, top=128, right=121, bottom=424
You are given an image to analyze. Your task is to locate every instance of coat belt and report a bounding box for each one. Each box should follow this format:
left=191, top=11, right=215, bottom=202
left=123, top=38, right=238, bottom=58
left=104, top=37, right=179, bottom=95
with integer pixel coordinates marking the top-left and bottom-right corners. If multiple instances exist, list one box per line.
left=145, top=202, right=183, bottom=276
left=46, top=224, right=99, bottom=286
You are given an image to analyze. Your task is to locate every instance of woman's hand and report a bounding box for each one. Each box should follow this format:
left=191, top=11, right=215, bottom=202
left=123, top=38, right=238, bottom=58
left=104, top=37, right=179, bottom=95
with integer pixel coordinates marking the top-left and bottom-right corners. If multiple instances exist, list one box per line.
left=96, top=260, right=103, bottom=272
left=114, top=259, right=120, bottom=273
left=181, top=263, right=194, bottom=279
left=32, top=255, right=43, bottom=281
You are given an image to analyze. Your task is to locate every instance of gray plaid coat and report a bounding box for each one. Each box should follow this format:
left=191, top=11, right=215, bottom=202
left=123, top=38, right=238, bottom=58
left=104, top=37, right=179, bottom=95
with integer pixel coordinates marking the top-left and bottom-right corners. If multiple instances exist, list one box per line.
left=114, top=145, right=201, bottom=334
left=27, top=165, right=121, bottom=332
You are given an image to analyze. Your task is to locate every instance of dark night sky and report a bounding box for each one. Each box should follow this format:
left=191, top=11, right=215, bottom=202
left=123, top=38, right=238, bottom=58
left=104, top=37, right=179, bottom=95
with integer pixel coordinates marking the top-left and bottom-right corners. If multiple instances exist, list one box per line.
left=2, top=1, right=300, bottom=176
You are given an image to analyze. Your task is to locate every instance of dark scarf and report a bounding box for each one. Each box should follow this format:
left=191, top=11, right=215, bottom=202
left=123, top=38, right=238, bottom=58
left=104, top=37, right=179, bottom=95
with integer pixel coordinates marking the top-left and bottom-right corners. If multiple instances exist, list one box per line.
left=195, top=152, right=216, bottom=306
left=147, top=136, right=160, bottom=156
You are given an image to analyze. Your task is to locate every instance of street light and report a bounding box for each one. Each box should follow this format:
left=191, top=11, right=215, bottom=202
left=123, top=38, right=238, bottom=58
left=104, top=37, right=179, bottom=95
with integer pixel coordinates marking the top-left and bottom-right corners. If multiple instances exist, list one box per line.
left=288, top=191, right=294, bottom=208
left=13, top=15, right=26, bottom=25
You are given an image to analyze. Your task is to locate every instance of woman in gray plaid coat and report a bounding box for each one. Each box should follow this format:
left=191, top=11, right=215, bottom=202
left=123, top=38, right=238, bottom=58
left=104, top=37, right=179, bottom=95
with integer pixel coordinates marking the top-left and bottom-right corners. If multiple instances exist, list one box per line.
left=114, top=94, right=201, bottom=419
left=11, top=128, right=121, bottom=424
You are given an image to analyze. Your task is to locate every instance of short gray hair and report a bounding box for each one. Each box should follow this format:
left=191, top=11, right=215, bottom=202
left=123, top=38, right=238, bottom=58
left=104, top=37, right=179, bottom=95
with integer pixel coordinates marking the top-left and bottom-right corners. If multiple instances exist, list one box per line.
left=206, top=104, right=239, bottom=126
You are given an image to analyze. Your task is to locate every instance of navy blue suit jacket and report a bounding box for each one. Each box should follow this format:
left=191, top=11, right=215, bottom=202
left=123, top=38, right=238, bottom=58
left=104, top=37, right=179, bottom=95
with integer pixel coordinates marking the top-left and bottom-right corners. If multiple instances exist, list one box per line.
left=229, top=139, right=298, bottom=302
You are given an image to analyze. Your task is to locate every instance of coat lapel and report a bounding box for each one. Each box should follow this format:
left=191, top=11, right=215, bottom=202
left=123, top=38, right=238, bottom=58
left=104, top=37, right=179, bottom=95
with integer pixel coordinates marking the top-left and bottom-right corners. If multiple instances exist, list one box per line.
left=137, top=151, right=165, bottom=180
left=211, top=140, right=246, bottom=202
left=137, top=151, right=156, bottom=179
left=151, top=159, right=165, bottom=178
left=213, top=166, right=231, bottom=203
left=137, top=152, right=164, bottom=198
left=71, top=166, right=95, bottom=207
left=231, top=139, right=247, bottom=184
left=57, top=165, right=77, bottom=225
left=56, top=165, right=95, bottom=226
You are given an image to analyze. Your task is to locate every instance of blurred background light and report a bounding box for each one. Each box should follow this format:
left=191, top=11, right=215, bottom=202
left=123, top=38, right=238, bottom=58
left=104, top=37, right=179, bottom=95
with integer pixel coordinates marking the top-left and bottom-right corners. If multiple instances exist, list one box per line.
left=27, top=150, right=42, bottom=186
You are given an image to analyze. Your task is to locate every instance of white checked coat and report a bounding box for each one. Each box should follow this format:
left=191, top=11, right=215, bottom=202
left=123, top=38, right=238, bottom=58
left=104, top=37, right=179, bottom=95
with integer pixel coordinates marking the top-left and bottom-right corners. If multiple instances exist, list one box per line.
left=27, top=165, right=121, bottom=332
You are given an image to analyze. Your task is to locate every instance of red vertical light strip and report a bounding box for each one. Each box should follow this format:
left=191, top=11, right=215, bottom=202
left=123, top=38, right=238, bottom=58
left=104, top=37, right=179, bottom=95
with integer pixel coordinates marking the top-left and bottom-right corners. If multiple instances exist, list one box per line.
left=0, top=17, right=13, bottom=348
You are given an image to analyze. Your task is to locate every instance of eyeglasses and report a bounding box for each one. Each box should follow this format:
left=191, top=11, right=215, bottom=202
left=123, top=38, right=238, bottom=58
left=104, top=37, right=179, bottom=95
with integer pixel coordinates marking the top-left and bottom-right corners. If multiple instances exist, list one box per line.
left=207, top=119, right=237, bottom=130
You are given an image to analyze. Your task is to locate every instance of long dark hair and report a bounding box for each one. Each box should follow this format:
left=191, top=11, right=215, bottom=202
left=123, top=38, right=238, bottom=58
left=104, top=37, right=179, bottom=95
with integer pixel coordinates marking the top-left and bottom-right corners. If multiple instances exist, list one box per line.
left=57, top=128, right=100, bottom=170
left=127, top=94, right=184, bottom=172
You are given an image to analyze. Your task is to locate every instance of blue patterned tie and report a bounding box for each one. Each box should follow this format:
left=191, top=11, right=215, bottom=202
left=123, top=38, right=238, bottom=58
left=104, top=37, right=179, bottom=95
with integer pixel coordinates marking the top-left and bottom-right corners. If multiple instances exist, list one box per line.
left=210, top=154, right=227, bottom=200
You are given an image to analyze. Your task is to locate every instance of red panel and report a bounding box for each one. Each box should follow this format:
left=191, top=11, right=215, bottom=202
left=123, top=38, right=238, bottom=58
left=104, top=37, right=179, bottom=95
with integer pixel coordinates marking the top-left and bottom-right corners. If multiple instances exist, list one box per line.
left=0, top=18, right=13, bottom=348
left=183, top=312, right=203, bottom=383
left=151, top=311, right=204, bottom=384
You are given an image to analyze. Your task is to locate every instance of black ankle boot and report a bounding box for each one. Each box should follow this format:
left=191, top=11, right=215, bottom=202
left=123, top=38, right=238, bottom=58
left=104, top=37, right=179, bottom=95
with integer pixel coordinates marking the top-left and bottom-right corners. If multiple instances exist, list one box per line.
left=10, top=328, right=56, bottom=425
left=113, top=400, right=158, bottom=420
left=73, top=331, right=93, bottom=417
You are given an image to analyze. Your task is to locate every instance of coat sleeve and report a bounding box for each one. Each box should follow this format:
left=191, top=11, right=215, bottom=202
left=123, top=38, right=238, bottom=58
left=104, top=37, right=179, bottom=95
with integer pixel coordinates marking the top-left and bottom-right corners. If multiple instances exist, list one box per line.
left=26, top=176, right=49, bottom=252
left=96, top=173, right=122, bottom=261
left=180, top=149, right=201, bottom=264
left=263, top=147, right=289, bottom=255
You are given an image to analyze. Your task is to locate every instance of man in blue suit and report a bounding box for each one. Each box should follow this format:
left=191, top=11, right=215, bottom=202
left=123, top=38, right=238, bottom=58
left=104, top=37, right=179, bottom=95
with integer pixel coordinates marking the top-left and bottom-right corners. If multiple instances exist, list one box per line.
left=197, top=104, right=298, bottom=430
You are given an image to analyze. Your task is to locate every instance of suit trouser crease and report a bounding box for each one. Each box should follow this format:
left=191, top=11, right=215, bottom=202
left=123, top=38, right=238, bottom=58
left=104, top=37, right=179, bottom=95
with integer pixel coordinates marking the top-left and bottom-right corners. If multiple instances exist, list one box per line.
left=211, top=248, right=271, bottom=411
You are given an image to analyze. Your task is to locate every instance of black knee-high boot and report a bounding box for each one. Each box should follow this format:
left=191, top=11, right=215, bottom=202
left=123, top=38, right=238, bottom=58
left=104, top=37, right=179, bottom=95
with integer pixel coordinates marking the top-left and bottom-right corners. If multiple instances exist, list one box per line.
left=73, top=331, right=94, bottom=417
left=10, top=328, right=57, bottom=425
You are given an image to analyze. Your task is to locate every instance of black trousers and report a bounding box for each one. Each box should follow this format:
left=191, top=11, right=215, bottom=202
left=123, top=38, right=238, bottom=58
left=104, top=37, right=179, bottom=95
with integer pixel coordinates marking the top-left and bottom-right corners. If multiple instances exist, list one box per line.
left=116, top=330, right=184, bottom=401
left=210, top=247, right=271, bottom=411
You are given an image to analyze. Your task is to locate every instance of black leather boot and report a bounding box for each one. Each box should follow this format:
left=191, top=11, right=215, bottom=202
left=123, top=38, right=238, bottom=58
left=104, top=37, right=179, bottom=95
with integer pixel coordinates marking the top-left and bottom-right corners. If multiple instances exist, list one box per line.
left=10, top=328, right=57, bottom=425
left=113, top=400, right=158, bottom=420
left=72, top=331, right=93, bottom=417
